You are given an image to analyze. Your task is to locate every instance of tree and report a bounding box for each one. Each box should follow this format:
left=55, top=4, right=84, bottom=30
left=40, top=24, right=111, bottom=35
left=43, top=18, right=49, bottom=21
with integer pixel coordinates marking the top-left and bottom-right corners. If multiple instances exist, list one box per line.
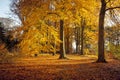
left=75, top=26, right=81, bottom=54
left=11, top=0, right=61, bottom=56
left=0, top=22, right=4, bottom=42
left=97, top=0, right=107, bottom=62
left=105, top=25, right=120, bottom=58
left=97, top=0, right=120, bottom=62
left=59, top=20, right=67, bottom=59
left=10, top=0, right=98, bottom=58
left=75, top=17, right=86, bottom=55
left=80, top=17, right=86, bottom=55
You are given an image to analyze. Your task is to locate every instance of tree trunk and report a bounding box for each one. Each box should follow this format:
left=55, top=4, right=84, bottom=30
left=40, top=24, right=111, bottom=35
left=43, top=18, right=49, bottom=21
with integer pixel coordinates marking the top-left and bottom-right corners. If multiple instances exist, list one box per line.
left=97, top=0, right=107, bottom=62
left=59, top=20, right=67, bottom=59
left=52, top=40, right=56, bottom=56
left=75, top=27, right=78, bottom=53
left=75, top=27, right=81, bottom=54
left=65, top=37, right=70, bottom=54
left=80, top=18, right=85, bottom=55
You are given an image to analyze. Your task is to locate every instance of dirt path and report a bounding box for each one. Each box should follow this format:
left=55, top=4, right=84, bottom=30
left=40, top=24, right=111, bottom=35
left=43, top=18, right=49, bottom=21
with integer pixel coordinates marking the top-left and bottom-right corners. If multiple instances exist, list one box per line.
left=0, top=54, right=120, bottom=80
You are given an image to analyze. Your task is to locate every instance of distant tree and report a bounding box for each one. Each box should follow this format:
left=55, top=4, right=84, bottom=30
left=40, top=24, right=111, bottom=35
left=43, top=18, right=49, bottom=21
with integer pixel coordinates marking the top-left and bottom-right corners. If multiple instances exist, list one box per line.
left=0, top=22, right=6, bottom=42
left=80, top=17, right=86, bottom=55
left=105, top=25, right=120, bottom=55
left=75, top=26, right=81, bottom=54
left=0, top=22, right=19, bottom=52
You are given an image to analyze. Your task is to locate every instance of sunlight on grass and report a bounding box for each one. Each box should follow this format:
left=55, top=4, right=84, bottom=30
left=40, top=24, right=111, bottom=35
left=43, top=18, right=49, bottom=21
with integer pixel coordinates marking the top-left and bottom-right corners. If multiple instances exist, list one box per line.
left=8, top=54, right=98, bottom=65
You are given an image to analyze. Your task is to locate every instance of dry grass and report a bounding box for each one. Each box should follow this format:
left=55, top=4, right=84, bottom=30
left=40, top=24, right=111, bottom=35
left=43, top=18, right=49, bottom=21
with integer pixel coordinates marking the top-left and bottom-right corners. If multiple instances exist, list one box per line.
left=0, top=54, right=120, bottom=80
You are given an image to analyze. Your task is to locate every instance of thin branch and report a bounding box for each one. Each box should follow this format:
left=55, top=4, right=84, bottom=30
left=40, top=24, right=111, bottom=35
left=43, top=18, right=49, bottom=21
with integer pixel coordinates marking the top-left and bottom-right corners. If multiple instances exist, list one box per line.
left=47, top=12, right=60, bottom=17
left=106, top=0, right=111, bottom=4
left=106, top=6, right=120, bottom=11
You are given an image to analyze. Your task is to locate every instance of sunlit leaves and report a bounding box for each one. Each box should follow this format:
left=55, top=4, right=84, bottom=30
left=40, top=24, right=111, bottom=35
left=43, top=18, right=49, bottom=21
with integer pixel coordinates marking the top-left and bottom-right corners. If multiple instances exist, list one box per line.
left=11, top=0, right=100, bottom=55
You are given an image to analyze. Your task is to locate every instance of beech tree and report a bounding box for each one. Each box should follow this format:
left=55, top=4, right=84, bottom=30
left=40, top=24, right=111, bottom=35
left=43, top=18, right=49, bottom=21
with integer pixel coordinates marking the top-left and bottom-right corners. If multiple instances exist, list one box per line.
left=97, top=0, right=120, bottom=62
left=11, top=0, right=98, bottom=58
left=11, top=0, right=60, bottom=56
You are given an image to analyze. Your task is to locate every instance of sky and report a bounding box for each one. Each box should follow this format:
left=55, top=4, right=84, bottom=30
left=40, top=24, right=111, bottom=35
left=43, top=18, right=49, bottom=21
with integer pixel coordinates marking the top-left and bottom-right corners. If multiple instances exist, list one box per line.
left=0, top=0, right=21, bottom=25
left=0, top=0, right=11, bottom=18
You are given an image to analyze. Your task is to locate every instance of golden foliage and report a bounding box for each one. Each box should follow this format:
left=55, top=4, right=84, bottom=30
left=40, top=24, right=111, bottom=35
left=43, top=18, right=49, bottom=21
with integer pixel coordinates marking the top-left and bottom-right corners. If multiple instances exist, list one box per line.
left=11, top=0, right=100, bottom=55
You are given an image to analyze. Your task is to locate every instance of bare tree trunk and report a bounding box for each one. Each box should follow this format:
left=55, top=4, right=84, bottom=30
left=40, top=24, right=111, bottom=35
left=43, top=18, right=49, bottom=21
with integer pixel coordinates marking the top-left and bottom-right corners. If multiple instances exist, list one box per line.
left=75, top=27, right=81, bottom=54
left=80, top=18, right=85, bottom=55
left=81, top=29, right=84, bottom=55
left=52, top=40, right=56, bottom=56
left=75, top=27, right=78, bottom=53
left=59, top=20, right=67, bottom=59
left=66, top=37, right=70, bottom=54
left=97, top=0, right=107, bottom=62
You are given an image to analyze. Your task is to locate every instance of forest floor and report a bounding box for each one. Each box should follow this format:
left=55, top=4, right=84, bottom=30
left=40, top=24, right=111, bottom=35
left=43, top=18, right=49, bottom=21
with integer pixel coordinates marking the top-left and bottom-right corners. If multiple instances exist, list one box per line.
left=0, top=54, right=120, bottom=80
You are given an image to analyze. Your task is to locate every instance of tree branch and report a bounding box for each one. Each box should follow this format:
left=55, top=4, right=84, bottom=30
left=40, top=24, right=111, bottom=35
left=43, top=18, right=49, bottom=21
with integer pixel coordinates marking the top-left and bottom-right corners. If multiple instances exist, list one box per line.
left=106, top=6, right=120, bottom=11
left=47, top=12, right=60, bottom=17
left=106, top=0, right=111, bottom=4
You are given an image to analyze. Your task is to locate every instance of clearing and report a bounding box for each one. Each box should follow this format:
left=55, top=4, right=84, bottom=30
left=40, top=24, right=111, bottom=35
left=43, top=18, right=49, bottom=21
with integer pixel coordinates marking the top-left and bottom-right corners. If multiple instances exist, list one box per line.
left=0, top=54, right=120, bottom=80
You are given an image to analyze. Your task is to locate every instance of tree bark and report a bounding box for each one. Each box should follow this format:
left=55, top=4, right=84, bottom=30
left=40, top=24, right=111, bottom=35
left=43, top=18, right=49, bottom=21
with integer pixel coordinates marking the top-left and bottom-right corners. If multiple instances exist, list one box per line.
left=59, top=20, right=67, bottom=59
left=75, top=27, right=80, bottom=54
left=97, top=0, right=107, bottom=62
left=65, top=36, right=70, bottom=54
left=80, top=18, right=85, bottom=55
